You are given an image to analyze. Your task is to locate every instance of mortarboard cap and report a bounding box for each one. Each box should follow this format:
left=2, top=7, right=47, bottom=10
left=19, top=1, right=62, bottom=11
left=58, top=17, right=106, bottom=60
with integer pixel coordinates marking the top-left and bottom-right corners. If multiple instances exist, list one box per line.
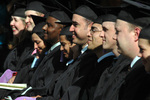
left=117, top=9, right=136, bottom=25
left=60, top=26, right=72, bottom=36
left=55, top=0, right=73, bottom=17
left=74, top=5, right=98, bottom=21
left=94, top=15, right=105, bottom=24
left=32, top=22, right=45, bottom=34
left=123, top=0, right=150, bottom=27
left=54, top=0, right=73, bottom=25
left=26, top=1, right=47, bottom=14
left=11, top=2, right=26, bottom=18
left=118, top=0, right=150, bottom=25
left=102, top=14, right=117, bottom=22
left=12, top=8, right=26, bottom=18
left=31, top=15, right=46, bottom=25
left=139, top=25, right=150, bottom=40
left=43, top=4, right=72, bottom=25
left=32, top=22, right=45, bottom=41
left=13, top=2, right=26, bottom=9
left=85, top=0, right=128, bottom=16
left=50, top=11, right=71, bottom=23
left=42, top=4, right=60, bottom=13
left=135, top=17, right=150, bottom=28
left=123, top=0, right=150, bottom=10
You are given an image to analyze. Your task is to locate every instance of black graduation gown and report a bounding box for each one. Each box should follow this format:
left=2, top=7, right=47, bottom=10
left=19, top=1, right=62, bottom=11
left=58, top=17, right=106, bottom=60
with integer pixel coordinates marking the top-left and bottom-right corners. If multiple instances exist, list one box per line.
left=6, top=45, right=67, bottom=99
left=0, top=32, right=34, bottom=99
left=119, top=59, right=150, bottom=100
left=36, top=50, right=97, bottom=100
left=93, top=55, right=132, bottom=100
left=13, top=56, right=44, bottom=84
left=3, top=32, right=34, bottom=71
left=81, top=55, right=115, bottom=100
left=56, top=50, right=97, bottom=100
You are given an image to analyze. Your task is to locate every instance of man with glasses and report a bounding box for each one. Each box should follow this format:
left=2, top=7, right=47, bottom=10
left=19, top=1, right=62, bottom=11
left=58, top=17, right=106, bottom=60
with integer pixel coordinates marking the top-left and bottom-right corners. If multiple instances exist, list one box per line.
left=81, top=16, right=115, bottom=100
left=93, top=14, right=131, bottom=100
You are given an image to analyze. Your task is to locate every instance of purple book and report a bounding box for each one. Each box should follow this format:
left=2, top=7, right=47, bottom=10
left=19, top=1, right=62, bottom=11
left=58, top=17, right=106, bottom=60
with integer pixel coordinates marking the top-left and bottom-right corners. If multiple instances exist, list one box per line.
left=0, top=69, right=16, bottom=83
left=15, top=96, right=36, bottom=100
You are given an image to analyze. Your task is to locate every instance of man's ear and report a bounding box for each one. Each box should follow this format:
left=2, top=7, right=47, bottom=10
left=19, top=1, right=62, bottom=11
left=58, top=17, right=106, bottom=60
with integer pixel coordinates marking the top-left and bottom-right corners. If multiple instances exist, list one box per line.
left=88, top=22, right=93, bottom=31
left=134, top=27, right=141, bottom=42
left=58, top=25, right=63, bottom=35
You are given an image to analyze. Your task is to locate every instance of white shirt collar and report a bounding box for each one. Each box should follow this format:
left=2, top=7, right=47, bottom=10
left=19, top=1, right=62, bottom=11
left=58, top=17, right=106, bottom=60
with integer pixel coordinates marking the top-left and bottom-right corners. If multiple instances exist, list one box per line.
left=97, top=52, right=115, bottom=63
left=130, top=56, right=141, bottom=68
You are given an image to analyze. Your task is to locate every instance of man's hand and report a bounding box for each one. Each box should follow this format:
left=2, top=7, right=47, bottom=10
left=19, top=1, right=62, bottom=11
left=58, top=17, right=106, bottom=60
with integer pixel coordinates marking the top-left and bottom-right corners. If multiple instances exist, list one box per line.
left=8, top=76, right=16, bottom=83
left=32, top=95, right=42, bottom=98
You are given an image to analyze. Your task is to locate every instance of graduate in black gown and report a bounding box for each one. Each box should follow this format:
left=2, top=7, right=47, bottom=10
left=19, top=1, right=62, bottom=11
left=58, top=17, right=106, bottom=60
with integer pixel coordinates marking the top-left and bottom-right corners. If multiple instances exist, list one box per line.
left=4, top=10, right=71, bottom=99
left=93, top=13, right=132, bottom=100
left=2, top=7, right=34, bottom=72
left=136, top=24, right=150, bottom=100
left=0, top=21, right=50, bottom=99
left=117, top=2, right=150, bottom=99
left=53, top=5, right=98, bottom=100
left=24, top=1, right=47, bottom=32
left=13, top=21, right=50, bottom=84
left=59, top=26, right=80, bottom=63
left=28, top=5, right=98, bottom=100
left=80, top=15, right=115, bottom=100
left=3, top=1, right=47, bottom=72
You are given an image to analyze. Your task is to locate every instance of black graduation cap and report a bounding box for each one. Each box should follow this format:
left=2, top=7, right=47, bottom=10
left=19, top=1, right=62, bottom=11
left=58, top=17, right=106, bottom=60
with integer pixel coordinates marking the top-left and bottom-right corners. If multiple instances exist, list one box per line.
left=60, top=26, right=72, bottom=36
left=118, top=0, right=150, bottom=25
left=32, top=22, right=45, bottom=34
left=102, top=14, right=117, bottom=23
left=85, top=0, right=128, bottom=16
left=139, top=25, right=150, bottom=40
left=41, top=5, right=60, bottom=19
left=55, top=0, right=73, bottom=18
left=10, top=2, right=26, bottom=18
left=32, top=22, right=46, bottom=41
left=42, top=4, right=72, bottom=25
left=42, top=4, right=61, bottom=13
left=13, top=2, right=26, bottom=9
left=135, top=17, right=150, bottom=28
left=12, top=8, right=26, bottom=18
left=31, top=15, right=46, bottom=25
left=117, top=9, right=134, bottom=24
left=123, top=0, right=150, bottom=10
left=85, top=0, right=119, bottom=22
left=50, top=11, right=72, bottom=23
left=94, top=15, right=105, bottom=24
left=74, top=5, right=98, bottom=21
left=122, top=0, right=150, bottom=27
left=26, top=1, right=47, bottom=14
left=54, top=0, right=73, bottom=25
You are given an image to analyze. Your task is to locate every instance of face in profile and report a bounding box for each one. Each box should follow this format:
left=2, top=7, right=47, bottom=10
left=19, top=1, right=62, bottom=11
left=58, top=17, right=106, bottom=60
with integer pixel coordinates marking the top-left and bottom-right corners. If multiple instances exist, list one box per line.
left=60, top=35, right=73, bottom=59
left=25, top=10, right=38, bottom=32
left=10, top=16, right=25, bottom=37
left=87, top=23, right=103, bottom=50
left=115, top=19, right=135, bottom=56
left=101, top=21, right=116, bottom=50
left=32, top=33, right=46, bottom=56
left=42, top=16, right=62, bottom=44
left=138, top=38, right=150, bottom=72
left=70, top=14, right=90, bottom=45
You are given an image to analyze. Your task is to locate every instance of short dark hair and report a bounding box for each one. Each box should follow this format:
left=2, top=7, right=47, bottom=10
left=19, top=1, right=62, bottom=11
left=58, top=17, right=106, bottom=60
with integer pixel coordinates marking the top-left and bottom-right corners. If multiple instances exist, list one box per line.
left=66, top=35, right=73, bottom=44
left=84, top=18, right=93, bottom=26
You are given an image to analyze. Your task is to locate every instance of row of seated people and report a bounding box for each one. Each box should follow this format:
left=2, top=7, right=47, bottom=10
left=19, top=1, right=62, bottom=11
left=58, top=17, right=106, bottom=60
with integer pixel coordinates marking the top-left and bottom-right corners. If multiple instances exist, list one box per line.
left=0, top=1, right=150, bottom=100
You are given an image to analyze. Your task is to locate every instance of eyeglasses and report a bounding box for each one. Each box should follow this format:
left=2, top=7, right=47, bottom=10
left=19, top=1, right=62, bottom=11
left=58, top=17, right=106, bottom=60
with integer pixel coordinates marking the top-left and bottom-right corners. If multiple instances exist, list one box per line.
left=90, top=27, right=102, bottom=35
